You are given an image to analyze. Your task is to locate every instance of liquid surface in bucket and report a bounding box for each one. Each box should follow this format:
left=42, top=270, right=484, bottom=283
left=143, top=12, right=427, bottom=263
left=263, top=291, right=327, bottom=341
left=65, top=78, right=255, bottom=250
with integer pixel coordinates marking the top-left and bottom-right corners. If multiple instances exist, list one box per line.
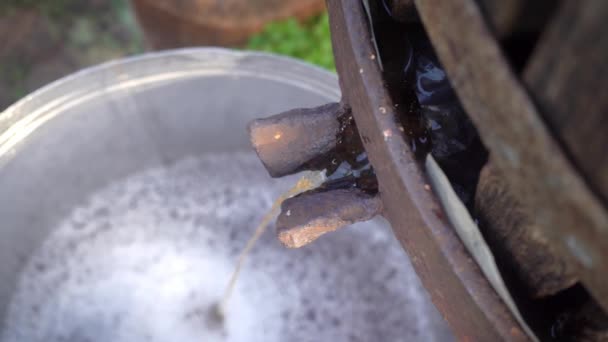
left=1, top=152, right=451, bottom=342
left=217, top=171, right=325, bottom=318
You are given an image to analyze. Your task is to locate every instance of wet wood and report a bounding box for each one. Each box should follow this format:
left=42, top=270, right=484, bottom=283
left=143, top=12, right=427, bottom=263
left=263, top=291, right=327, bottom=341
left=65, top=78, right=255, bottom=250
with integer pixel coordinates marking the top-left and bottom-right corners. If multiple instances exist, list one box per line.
left=414, top=0, right=608, bottom=311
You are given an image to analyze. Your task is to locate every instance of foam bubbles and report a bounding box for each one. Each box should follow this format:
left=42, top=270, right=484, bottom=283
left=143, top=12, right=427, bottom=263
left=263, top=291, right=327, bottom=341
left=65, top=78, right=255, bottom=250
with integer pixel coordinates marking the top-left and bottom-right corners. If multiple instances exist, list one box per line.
left=1, top=153, right=452, bottom=342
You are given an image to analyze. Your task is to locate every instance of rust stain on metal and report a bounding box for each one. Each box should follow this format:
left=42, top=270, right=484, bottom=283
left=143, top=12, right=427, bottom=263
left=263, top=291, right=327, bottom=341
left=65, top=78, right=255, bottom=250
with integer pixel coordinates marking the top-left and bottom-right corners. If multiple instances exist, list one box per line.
left=327, top=0, right=527, bottom=340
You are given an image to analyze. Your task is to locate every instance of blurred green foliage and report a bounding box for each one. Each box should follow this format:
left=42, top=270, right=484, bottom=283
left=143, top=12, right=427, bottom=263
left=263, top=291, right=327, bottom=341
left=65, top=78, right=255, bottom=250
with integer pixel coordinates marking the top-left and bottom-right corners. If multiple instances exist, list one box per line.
left=247, top=12, right=335, bottom=71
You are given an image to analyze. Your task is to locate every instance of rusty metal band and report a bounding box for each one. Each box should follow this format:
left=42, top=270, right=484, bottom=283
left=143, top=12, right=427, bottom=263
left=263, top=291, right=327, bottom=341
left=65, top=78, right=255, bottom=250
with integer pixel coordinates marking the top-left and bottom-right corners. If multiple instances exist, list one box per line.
left=327, top=0, right=528, bottom=340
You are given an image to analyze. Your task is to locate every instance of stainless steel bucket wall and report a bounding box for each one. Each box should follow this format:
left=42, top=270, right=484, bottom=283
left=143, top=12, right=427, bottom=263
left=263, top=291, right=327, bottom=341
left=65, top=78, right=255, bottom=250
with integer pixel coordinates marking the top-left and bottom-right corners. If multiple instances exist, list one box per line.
left=0, top=49, right=339, bottom=321
left=0, top=49, right=453, bottom=341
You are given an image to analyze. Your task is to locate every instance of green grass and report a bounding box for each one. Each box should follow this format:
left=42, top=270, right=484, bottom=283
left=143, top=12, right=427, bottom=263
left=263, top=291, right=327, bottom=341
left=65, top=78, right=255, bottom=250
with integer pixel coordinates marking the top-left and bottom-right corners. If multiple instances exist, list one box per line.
left=246, top=12, right=335, bottom=71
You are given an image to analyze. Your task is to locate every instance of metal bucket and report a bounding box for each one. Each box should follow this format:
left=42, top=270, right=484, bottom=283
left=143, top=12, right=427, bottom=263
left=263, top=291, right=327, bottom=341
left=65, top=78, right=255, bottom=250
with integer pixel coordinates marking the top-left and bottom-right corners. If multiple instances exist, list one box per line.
left=0, top=49, right=451, bottom=341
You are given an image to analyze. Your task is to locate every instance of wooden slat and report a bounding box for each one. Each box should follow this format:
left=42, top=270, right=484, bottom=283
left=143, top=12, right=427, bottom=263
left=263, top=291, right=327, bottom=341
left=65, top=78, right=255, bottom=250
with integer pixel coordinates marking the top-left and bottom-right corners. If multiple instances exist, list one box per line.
left=414, top=0, right=608, bottom=310
left=524, top=0, right=608, bottom=207
left=475, top=0, right=523, bottom=36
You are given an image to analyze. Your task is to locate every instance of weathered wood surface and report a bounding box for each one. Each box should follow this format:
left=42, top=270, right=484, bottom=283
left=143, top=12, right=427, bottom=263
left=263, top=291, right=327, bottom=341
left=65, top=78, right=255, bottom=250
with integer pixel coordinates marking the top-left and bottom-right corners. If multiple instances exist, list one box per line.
left=475, top=164, right=578, bottom=297
left=524, top=0, right=608, bottom=207
left=414, top=0, right=608, bottom=310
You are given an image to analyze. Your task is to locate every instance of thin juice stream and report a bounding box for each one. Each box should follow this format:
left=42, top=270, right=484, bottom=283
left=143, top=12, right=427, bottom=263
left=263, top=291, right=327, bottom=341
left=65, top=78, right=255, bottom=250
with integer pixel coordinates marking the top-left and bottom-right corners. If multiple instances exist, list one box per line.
left=216, top=171, right=325, bottom=318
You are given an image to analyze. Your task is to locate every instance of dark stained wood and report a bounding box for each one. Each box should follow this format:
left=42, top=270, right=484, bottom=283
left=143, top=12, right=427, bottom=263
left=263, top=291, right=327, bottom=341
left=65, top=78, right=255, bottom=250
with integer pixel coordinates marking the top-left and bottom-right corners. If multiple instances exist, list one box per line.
left=524, top=0, right=608, bottom=206
left=414, top=0, right=608, bottom=310
left=385, top=0, right=417, bottom=22
left=476, top=0, right=523, bottom=36
left=476, top=164, right=578, bottom=297
left=327, top=0, right=529, bottom=340
left=553, top=298, right=608, bottom=340
left=475, top=0, right=556, bottom=37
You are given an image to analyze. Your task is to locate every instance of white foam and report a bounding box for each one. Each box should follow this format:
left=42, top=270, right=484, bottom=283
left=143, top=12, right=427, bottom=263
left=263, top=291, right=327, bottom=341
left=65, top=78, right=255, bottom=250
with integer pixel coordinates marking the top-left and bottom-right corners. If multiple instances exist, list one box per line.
left=1, top=152, right=452, bottom=342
